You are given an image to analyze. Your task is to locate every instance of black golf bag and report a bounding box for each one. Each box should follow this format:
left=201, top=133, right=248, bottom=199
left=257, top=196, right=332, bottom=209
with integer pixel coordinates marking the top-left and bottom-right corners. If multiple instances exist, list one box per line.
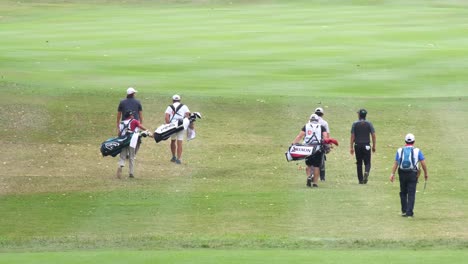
left=153, top=112, right=201, bottom=143
left=100, top=131, right=151, bottom=157
left=100, top=134, right=132, bottom=157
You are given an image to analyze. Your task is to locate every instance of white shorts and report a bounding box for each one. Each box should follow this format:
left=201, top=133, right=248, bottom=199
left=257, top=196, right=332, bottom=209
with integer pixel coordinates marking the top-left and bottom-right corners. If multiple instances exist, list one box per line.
left=171, top=129, right=184, bottom=141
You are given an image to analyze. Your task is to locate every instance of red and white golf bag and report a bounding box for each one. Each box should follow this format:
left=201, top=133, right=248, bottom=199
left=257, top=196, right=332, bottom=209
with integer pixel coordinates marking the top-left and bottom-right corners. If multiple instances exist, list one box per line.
left=285, top=138, right=339, bottom=162
left=285, top=144, right=321, bottom=162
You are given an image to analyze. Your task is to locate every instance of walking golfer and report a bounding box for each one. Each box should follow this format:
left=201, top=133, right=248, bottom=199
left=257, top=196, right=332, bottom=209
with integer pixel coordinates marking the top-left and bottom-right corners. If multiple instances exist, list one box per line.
left=116, top=110, right=150, bottom=179
left=117, top=87, right=143, bottom=131
left=292, top=114, right=328, bottom=188
left=390, top=133, right=428, bottom=218
left=350, top=109, right=376, bottom=184
left=165, top=94, right=191, bottom=164
left=314, top=107, right=330, bottom=181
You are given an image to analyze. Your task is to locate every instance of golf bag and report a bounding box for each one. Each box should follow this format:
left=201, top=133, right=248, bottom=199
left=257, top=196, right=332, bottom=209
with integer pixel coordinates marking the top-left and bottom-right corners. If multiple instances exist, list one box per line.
left=100, top=134, right=132, bottom=157
left=285, top=138, right=339, bottom=162
left=153, top=112, right=201, bottom=143
left=100, top=131, right=151, bottom=157
left=285, top=144, right=321, bottom=162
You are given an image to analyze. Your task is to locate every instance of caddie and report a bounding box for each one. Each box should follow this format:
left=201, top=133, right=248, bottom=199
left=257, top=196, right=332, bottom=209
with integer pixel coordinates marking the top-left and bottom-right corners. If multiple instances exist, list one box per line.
left=389, top=133, right=428, bottom=218
left=164, top=94, right=191, bottom=164
left=116, top=110, right=150, bottom=179
left=292, top=114, right=328, bottom=188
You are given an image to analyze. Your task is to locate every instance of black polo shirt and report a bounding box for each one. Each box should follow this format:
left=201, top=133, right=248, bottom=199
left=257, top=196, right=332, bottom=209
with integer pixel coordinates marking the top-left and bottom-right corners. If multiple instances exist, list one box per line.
left=118, top=98, right=142, bottom=121
left=351, top=119, right=375, bottom=145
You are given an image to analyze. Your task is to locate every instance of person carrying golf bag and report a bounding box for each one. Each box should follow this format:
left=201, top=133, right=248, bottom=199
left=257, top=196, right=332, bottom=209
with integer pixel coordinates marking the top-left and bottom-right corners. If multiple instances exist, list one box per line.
left=116, top=110, right=150, bottom=179
left=164, top=94, right=192, bottom=164
left=389, top=133, right=428, bottom=218
left=291, top=114, right=328, bottom=188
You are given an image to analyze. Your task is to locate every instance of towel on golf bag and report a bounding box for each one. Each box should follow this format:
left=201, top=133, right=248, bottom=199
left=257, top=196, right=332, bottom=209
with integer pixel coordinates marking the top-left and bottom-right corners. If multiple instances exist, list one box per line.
left=285, top=138, right=339, bottom=162
left=154, top=112, right=201, bottom=143
left=100, top=131, right=151, bottom=157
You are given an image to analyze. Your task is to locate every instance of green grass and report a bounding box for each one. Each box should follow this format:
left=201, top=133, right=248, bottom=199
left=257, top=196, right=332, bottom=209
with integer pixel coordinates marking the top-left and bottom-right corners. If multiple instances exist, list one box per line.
left=1, top=250, right=468, bottom=264
left=1, top=0, right=468, bottom=262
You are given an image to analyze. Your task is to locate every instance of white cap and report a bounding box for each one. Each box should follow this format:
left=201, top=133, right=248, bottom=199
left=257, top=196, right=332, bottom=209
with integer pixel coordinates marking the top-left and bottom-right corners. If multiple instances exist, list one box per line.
left=172, top=94, right=181, bottom=100
left=405, top=133, right=415, bottom=143
left=315, top=107, right=324, bottom=114
left=309, top=114, right=319, bottom=123
left=127, top=87, right=137, bottom=95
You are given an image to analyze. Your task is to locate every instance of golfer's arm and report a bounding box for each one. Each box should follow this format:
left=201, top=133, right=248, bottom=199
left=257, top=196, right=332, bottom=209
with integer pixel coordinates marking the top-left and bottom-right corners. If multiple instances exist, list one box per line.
left=139, top=111, right=143, bottom=124
left=350, top=134, right=355, bottom=149
left=420, top=160, right=428, bottom=178
left=165, top=113, right=170, bottom=124
left=117, top=112, right=122, bottom=128
left=391, top=161, right=398, bottom=175
left=371, top=133, right=376, bottom=148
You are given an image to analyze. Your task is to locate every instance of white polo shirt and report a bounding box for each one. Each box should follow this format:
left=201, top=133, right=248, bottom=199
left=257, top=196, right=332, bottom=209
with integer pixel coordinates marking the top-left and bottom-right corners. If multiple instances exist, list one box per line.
left=317, top=116, right=330, bottom=134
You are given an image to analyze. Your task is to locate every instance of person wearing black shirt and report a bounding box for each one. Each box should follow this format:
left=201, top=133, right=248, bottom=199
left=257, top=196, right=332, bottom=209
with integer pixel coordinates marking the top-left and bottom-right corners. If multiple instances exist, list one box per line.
left=350, top=109, right=376, bottom=184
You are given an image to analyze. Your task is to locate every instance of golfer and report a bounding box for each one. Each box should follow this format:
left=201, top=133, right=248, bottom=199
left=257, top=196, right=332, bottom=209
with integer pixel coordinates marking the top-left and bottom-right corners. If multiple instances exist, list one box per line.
left=314, top=107, right=330, bottom=181
left=116, top=110, right=150, bottom=179
left=165, top=94, right=191, bottom=164
left=292, top=114, right=328, bottom=188
left=350, top=109, right=376, bottom=184
left=390, top=133, right=428, bottom=218
left=117, top=87, right=143, bottom=135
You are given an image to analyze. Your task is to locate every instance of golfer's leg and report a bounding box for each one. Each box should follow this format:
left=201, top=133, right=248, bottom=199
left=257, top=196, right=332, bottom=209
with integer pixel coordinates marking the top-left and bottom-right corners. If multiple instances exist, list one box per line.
left=306, top=166, right=312, bottom=178
left=406, top=174, right=418, bottom=216
left=177, top=140, right=183, bottom=160
left=364, top=146, right=371, bottom=174
left=170, top=140, right=176, bottom=157
left=355, top=146, right=364, bottom=183
left=128, top=147, right=136, bottom=175
left=320, top=154, right=326, bottom=181
left=119, top=148, right=127, bottom=167
left=399, top=174, right=408, bottom=214
left=313, top=166, right=320, bottom=184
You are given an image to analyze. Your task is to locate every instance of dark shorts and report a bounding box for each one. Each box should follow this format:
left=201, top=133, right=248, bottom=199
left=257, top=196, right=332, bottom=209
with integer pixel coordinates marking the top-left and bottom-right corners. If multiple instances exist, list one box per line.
left=305, top=151, right=324, bottom=167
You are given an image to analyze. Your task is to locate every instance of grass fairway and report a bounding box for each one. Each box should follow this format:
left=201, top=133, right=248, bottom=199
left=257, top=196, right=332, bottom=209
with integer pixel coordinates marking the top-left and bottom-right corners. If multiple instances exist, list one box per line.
left=1, top=0, right=468, bottom=263
left=1, top=250, right=468, bottom=264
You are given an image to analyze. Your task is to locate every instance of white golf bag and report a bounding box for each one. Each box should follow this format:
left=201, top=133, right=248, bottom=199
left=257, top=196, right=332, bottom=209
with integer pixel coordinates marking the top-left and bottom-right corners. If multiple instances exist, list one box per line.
left=153, top=112, right=201, bottom=143
left=285, top=138, right=339, bottom=162
left=285, top=144, right=322, bottom=162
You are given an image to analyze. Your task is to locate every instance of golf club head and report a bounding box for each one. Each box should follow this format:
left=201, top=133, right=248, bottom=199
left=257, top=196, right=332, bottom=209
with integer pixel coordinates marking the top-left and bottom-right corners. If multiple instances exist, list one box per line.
left=193, top=112, right=202, bottom=119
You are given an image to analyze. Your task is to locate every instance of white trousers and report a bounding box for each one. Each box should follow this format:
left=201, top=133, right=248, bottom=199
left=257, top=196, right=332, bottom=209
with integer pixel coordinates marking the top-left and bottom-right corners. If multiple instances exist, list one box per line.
left=119, top=146, right=136, bottom=174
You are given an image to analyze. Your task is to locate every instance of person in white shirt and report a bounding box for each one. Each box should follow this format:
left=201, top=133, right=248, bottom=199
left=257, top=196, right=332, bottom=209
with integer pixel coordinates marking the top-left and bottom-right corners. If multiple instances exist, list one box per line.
left=164, top=94, right=191, bottom=164
left=314, top=107, right=330, bottom=181
left=291, top=114, right=328, bottom=188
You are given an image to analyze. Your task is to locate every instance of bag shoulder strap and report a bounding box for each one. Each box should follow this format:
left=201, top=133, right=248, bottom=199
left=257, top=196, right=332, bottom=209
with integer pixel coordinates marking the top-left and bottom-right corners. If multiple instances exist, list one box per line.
left=120, top=119, right=134, bottom=134
left=169, top=104, right=185, bottom=122
left=305, top=123, right=321, bottom=145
